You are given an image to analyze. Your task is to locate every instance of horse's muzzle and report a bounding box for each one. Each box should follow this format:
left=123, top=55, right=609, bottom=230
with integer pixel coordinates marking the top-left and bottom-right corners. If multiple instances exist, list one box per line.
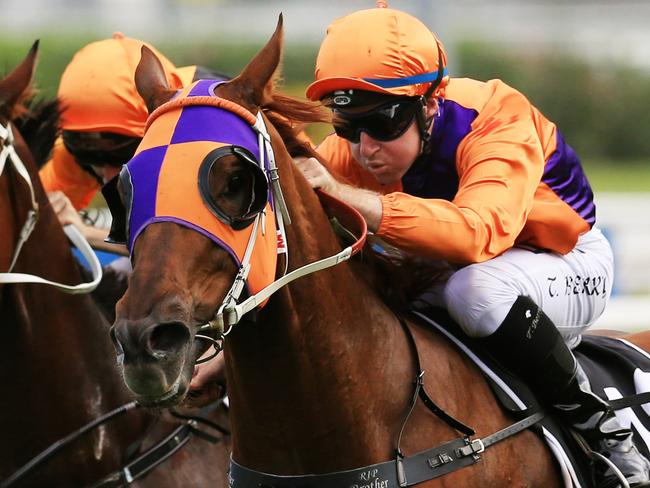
left=110, top=319, right=193, bottom=401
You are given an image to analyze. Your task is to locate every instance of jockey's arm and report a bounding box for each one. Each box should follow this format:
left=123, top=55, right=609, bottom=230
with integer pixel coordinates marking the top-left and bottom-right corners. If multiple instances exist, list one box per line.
left=47, top=190, right=128, bottom=256
left=79, top=224, right=128, bottom=255
left=294, top=156, right=383, bottom=232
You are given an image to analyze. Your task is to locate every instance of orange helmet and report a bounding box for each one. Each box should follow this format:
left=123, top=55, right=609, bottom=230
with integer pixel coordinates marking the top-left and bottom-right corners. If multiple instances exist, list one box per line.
left=306, top=7, right=449, bottom=102
left=58, top=33, right=192, bottom=137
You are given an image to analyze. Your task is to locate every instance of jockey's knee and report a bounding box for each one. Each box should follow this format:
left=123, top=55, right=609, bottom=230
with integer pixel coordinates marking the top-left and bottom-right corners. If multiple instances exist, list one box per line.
left=444, top=265, right=519, bottom=339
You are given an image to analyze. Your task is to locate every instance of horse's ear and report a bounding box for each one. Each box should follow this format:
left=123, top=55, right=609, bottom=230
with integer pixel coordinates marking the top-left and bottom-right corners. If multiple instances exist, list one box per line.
left=0, top=40, right=38, bottom=118
left=224, top=14, right=284, bottom=110
left=135, top=46, right=176, bottom=113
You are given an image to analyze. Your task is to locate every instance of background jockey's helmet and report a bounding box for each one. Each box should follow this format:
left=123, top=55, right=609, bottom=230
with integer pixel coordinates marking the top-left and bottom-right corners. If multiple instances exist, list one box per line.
left=306, top=7, right=449, bottom=104
left=58, top=32, right=189, bottom=138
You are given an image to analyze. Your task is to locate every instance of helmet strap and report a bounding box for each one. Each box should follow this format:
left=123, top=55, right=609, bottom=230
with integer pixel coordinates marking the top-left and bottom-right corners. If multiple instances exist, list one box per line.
left=416, top=41, right=446, bottom=156
left=415, top=97, right=433, bottom=155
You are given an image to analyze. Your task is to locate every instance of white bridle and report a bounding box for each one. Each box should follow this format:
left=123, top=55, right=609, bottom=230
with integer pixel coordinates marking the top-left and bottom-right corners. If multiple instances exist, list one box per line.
left=199, top=112, right=364, bottom=334
left=0, top=121, right=102, bottom=293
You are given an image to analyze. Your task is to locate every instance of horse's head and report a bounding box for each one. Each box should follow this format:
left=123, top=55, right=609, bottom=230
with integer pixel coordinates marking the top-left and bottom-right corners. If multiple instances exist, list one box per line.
left=110, top=16, right=320, bottom=406
left=0, top=42, right=41, bottom=273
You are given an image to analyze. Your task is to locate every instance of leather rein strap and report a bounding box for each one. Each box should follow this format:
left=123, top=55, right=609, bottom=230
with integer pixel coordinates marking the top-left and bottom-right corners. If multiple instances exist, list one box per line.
left=0, top=400, right=229, bottom=488
left=199, top=188, right=367, bottom=332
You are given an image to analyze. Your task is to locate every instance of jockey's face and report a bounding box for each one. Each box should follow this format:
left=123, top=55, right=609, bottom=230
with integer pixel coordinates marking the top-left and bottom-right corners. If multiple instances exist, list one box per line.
left=62, top=130, right=140, bottom=183
left=348, top=101, right=437, bottom=185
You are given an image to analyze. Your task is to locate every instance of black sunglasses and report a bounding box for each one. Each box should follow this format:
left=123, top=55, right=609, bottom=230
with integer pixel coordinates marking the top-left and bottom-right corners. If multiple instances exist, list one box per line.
left=333, top=97, right=422, bottom=143
left=63, top=131, right=141, bottom=168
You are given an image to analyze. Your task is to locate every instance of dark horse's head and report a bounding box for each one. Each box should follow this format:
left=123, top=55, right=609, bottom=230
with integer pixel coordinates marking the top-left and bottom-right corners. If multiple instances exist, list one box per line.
left=110, top=16, right=329, bottom=406
left=0, top=42, right=42, bottom=273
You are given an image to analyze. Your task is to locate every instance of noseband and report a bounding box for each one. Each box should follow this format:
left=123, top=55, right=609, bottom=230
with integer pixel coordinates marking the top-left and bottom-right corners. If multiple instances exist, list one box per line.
left=0, top=121, right=102, bottom=293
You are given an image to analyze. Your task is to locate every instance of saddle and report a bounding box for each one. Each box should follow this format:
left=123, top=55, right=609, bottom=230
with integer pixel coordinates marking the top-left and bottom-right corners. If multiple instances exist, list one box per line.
left=414, top=306, right=650, bottom=488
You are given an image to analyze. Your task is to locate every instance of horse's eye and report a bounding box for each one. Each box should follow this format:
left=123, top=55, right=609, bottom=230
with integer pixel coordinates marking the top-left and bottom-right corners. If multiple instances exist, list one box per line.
left=225, top=174, right=244, bottom=196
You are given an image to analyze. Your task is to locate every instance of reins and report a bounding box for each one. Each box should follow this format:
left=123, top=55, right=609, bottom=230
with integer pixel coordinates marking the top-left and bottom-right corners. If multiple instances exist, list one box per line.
left=185, top=90, right=548, bottom=488
left=140, top=90, right=549, bottom=486
left=198, top=189, right=367, bottom=335
left=0, top=399, right=230, bottom=488
left=0, top=121, right=102, bottom=293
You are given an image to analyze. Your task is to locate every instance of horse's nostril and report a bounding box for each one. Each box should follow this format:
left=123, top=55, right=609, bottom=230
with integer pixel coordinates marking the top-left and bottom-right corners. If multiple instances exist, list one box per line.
left=148, top=322, right=191, bottom=358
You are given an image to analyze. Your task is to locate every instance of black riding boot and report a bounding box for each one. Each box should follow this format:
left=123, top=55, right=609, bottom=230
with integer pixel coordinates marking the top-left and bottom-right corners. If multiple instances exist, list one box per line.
left=481, top=296, right=650, bottom=488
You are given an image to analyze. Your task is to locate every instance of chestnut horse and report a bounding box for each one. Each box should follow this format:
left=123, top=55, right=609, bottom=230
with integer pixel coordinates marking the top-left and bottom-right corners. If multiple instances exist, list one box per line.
left=110, top=18, right=650, bottom=487
left=0, top=44, right=230, bottom=487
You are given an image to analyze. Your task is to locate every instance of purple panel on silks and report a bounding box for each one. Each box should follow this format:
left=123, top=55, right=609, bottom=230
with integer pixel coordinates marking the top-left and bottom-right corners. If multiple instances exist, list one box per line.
left=125, top=145, right=168, bottom=250
left=543, top=132, right=596, bottom=226
left=402, top=99, right=475, bottom=200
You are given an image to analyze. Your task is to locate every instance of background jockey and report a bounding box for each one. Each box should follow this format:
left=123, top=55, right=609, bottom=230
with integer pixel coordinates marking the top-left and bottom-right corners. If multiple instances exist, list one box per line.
left=294, top=5, right=650, bottom=487
left=40, top=32, right=228, bottom=253
left=39, top=32, right=228, bottom=322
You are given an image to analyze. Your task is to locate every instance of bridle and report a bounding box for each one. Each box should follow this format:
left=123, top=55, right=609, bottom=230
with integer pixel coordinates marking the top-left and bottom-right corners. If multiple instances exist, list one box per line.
left=165, top=98, right=369, bottom=336
left=189, top=100, right=549, bottom=488
left=0, top=120, right=102, bottom=293
left=124, top=89, right=368, bottom=345
left=0, top=120, right=225, bottom=488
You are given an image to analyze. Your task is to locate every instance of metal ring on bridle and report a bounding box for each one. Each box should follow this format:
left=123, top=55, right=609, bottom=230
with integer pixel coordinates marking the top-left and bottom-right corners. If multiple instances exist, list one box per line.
left=194, top=334, right=224, bottom=364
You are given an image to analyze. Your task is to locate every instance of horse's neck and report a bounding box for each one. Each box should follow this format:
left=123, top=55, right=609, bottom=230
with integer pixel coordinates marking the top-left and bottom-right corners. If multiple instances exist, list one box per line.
left=0, top=193, right=136, bottom=458
left=226, top=182, right=427, bottom=471
left=3, top=207, right=116, bottom=382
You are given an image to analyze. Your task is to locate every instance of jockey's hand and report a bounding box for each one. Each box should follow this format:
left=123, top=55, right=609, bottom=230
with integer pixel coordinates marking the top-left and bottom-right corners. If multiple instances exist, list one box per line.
left=295, top=156, right=383, bottom=232
left=47, top=191, right=85, bottom=230
left=294, top=156, right=340, bottom=196
left=183, top=351, right=226, bottom=409
left=47, top=191, right=128, bottom=255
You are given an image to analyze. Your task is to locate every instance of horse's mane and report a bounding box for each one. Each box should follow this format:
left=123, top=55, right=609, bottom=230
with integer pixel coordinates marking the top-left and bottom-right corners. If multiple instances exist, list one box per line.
left=5, top=84, right=36, bottom=120
left=361, top=236, right=454, bottom=311
left=262, top=92, right=330, bottom=158
left=262, top=91, right=451, bottom=311
left=14, top=97, right=61, bottom=169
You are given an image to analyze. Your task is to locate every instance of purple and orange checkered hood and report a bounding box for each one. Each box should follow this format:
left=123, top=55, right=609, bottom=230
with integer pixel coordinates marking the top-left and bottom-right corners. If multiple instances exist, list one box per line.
left=123, top=79, right=278, bottom=296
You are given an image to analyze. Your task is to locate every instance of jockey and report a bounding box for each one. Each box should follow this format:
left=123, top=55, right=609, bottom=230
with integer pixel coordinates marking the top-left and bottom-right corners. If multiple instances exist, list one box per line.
left=295, top=4, right=650, bottom=487
left=39, top=33, right=228, bottom=324
left=40, top=32, right=228, bottom=252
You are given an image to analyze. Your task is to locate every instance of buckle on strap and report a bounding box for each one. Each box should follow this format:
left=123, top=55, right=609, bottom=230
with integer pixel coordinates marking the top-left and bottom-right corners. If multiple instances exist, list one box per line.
left=456, top=438, right=485, bottom=457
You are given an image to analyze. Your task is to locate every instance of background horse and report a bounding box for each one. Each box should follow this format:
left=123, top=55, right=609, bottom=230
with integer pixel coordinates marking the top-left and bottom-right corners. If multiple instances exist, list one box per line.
left=110, top=18, right=650, bottom=487
left=0, top=43, right=230, bottom=487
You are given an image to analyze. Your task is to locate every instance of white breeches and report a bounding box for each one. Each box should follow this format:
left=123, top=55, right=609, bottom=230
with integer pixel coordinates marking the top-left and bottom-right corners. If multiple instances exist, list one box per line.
left=442, top=227, right=614, bottom=348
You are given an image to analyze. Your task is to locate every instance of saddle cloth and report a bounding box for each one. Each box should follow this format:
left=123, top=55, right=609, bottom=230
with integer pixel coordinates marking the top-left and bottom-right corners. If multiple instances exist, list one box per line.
left=414, top=306, right=650, bottom=488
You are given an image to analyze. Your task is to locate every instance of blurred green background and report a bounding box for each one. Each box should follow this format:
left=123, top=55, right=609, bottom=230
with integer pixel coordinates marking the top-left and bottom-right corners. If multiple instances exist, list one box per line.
left=2, top=32, right=649, bottom=193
